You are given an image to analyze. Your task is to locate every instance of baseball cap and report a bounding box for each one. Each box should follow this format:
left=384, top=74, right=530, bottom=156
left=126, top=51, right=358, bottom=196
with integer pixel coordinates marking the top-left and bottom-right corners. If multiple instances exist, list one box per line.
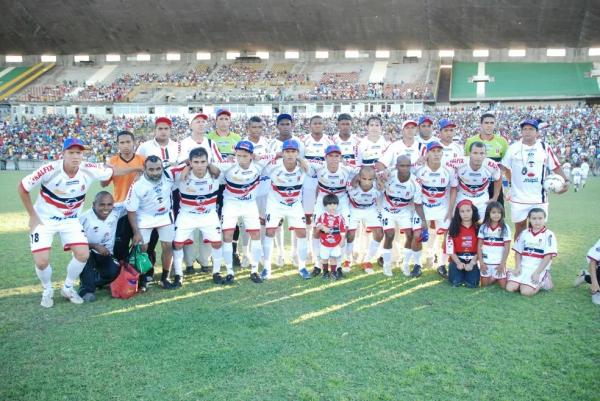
left=235, top=140, right=254, bottom=153
left=418, top=116, right=433, bottom=125
left=426, top=141, right=443, bottom=152
left=190, top=113, right=208, bottom=123
left=63, top=137, right=85, bottom=151
left=402, top=120, right=418, bottom=129
left=337, top=113, right=352, bottom=122
left=520, top=118, right=539, bottom=130
left=155, top=117, right=172, bottom=126
left=216, top=108, right=231, bottom=118
left=325, top=144, right=342, bottom=155
left=276, top=113, right=293, bottom=124
left=439, top=119, right=457, bottom=130
left=282, top=139, right=299, bottom=151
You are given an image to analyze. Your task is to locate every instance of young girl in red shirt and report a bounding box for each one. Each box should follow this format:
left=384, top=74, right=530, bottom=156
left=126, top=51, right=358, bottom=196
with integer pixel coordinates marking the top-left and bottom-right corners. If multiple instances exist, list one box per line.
left=446, top=200, right=481, bottom=288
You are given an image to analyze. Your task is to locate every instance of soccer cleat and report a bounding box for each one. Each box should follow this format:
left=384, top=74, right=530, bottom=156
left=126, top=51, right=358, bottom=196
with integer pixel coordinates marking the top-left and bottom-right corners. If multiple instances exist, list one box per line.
left=40, top=289, right=54, bottom=308
left=185, top=265, right=196, bottom=275
left=336, top=267, right=344, bottom=279
left=322, top=271, right=331, bottom=279
left=139, top=281, right=149, bottom=292
left=299, top=268, right=312, bottom=280
left=410, top=264, right=423, bottom=278
left=224, top=274, right=235, bottom=285
left=173, top=275, right=183, bottom=289
left=212, top=273, right=223, bottom=285
left=361, top=262, right=375, bottom=275
left=342, top=260, right=351, bottom=273
left=331, top=270, right=339, bottom=281
left=573, top=270, right=587, bottom=287
left=161, top=279, right=176, bottom=290
left=260, top=268, right=271, bottom=280
left=402, top=264, right=411, bottom=277
left=61, top=287, right=84, bottom=304
left=199, top=265, right=211, bottom=274
left=250, top=272, right=263, bottom=283
left=311, top=266, right=322, bottom=277
left=383, top=265, right=393, bottom=277
left=437, top=265, right=448, bottom=279
left=82, top=292, right=96, bottom=302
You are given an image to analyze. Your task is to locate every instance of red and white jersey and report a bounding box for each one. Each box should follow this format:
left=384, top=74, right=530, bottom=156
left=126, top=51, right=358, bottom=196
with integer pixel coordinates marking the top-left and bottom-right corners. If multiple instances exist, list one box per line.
left=334, top=134, right=361, bottom=166
left=440, top=141, right=464, bottom=165
left=264, top=160, right=308, bottom=206
left=21, top=161, right=114, bottom=222
left=586, top=238, right=600, bottom=264
left=478, top=223, right=512, bottom=265
left=268, top=135, right=306, bottom=158
left=167, top=166, right=220, bottom=215
left=125, top=174, right=175, bottom=229
left=246, top=136, right=274, bottom=197
left=417, top=135, right=439, bottom=145
left=178, top=136, right=223, bottom=164
left=136, top=138, right=180, bottom=167
left=316, top=211, right=347, bottom=247
left=357, top=136, right=388, bottom=166
left=414, top=164, right=458, bottom=219
left=449, top=157, right=501, bottom=202
left=513, top=227, right=557, bottom=271
left=348, top=185, right=381, bottom=209
left=80, top=208, right=124, bottom=253
left=379, top=140, right=426, bottom=168
left=221, top=161, right=264, bottom=202
left=501, top=141, right=560, bottom=204
left=313, top=164, right=357, bottom=202
left=303, top=134, right=334, bottom=168
left=382, top=172, right=423, bottom=212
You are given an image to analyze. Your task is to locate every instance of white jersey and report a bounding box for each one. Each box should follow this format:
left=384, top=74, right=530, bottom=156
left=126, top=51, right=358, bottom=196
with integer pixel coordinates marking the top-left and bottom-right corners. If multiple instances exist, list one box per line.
left=221, top=161, right=264, bottom=202
left=379, top=140, right=426, bottom=168
left=268, top=135, right=306, bottom=158
left=80, top=208, right=124, bottom=254
left=414, top=164, right=458, bottom=220
left=166, top=165, right=220, bottom=215
left=264, top=160, right=308, bottom=206
left=382, top=172, right=423, bottom=212
left=449, top=157, right=501, bottom=203
left=357, top=136, right=388, bottom=166
left=334, top=134, right=361, bottom=166
left=586, top=238, right=600, bottom=264
left=125, top=174, right=175, bottom=229
left=478, top=223, right=512, bottom=265
left=347, top=185, right=381, bottom=209
left=572, top=167, right=583, bottom=181
left=178, top=135, right=223, bottom=164
left=417, top=135, right=439, bottom=145
left=21, top=160, right=114, bottom=222
left=440, top=141, right=464, bottom=165
left=136, top=138, right=180, bottom=167
left=313, top=164, right=357, bottom=202
left=501, top=141, right=560, bottom=204
left=581, top=162, right=590, bottom=177
left=513, top=227, right=557, bottom=271
left=303, top=134, right=334, bottom=168
left=246, top=136, right=274, bottom=197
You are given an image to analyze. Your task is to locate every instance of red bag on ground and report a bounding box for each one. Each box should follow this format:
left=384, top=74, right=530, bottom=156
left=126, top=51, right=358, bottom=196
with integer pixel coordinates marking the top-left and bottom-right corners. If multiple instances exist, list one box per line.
left=110, top=261, right=139, bottom=299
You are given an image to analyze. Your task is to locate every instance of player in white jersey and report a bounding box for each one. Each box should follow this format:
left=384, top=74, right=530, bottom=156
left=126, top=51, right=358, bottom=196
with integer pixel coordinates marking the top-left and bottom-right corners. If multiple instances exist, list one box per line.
left=345, top=166, right=384, bottom=274
left=561, top=160, right=571, bottom=181
left=448, top=141, right=502, bottom=219
left=437, top=119, right=464, bottom=165
left=507, top=208, right=557, bottom=296
left=262, top=139, right=312, bottom=279
left=414, top=141, right=458, bottom=278
left=18, top=137, right=138, bottom=308
left=571, top=163, right=583, bottom=191
left=417, top=115, right=439, bottom=145
left=377, top=120, right=426, bottom=170
left=136, top=117, right=180, bottom=167
left=379, top=156, right=428, bottom=277
left=126, top=155, right=178, bottom=290
left=357, top=116, right=388, bottom=166
left=477, top=201, right=511, bottom=288
left=167, top=148, right=224, bottom=287
left=334, top=113, right=361, bottom=167
left=580, top=158, right=590, bottom=188
left=219, top=140, right=271, bottom=284
left=500, top=119, right=568, bottom=240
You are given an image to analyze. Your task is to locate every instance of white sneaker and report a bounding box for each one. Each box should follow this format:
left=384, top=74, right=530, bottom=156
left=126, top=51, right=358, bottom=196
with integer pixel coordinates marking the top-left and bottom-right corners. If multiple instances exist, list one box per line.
left=402, top=265, right=411, bottom=277
left=40, top=289, right=54, bottom=308
left=61, top=287, right=84, bottom=304
left=592, top=292, right=600, bottom=305
left=383, top=265, right=393, bottom=277
left=573, top=271, right=587, bottom=287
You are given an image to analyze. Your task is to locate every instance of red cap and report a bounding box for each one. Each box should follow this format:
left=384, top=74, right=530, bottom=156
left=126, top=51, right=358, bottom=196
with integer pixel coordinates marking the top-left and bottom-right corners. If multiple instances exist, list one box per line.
left=155, top=117, right=172, bottom=127
left=456, top=199, right=473, bottom=209
left=191, top=113, right=208, bottom=122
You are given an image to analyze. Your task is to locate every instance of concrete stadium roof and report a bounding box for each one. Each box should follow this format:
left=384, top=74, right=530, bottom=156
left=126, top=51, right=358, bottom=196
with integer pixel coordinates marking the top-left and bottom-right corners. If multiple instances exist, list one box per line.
left=1, top=0, right=599, bottom=54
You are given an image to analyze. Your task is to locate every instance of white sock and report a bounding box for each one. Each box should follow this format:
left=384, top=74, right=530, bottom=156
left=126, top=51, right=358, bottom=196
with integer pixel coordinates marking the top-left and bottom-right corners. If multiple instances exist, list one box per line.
left=365, top=239, right=380, bottom=262
left=290, top=230, right=297, bottom=256
left=276, top=225, right=285, bottom=259
left=223, top=242, right=234, bottom=275
left=403, top=248, right=413, bottom=268
left=413, top=250, right=422, bottom=266
left=183, top=244, right=196, bottom=267
left=263, top=236, right=273, bottom=270
left=382, top=249, right=392, bottom=267
left=297, top=237, right=308, bottom=270
left=35, top=265, right=52, bottom=291
left=260, top=225, right=266, bottom=253
left=250, top=240, right=262, bottom=274
left=64, top=257, right=86, bottom=288
left=211, top=247, right=223, bottom=274
left=345, top=241, right=354, bottom=261
left=312, top=237, right=321, bottom=269
left=173, top=248, right=184, bottom=276
left=306, top=223, right=313, bottom=255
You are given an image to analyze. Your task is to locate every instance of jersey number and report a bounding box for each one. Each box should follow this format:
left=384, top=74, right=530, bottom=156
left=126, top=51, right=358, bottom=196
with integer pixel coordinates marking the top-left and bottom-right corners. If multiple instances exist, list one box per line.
left=30, top=233, right=40, bottom=243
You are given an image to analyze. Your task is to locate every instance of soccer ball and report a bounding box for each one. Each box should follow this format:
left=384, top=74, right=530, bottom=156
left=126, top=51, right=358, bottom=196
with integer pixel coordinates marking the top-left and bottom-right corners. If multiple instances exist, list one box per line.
left=543, top=174, right=565, bottom=193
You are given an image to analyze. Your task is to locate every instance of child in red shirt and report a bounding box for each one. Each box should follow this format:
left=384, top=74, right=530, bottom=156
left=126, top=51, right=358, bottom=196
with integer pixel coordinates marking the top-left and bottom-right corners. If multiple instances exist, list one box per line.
left=446, top=199, right=481, bottom=288
left=315, top=194, right=347, bottom=280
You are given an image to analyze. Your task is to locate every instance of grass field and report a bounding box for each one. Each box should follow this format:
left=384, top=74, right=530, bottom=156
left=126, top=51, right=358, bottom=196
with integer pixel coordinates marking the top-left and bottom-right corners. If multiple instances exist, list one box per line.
left=1, top=170, right=599, bottom=401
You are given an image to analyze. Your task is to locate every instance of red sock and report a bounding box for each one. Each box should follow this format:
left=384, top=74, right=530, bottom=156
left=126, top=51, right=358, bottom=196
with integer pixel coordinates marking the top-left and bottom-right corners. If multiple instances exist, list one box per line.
left=322, top=263, right=329, bottom=272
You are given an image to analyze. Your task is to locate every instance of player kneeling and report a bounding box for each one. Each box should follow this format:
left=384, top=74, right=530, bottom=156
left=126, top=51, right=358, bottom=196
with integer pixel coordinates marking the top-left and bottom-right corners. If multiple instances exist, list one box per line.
left=315, top=195, right=347, bottom=280
left=168, top=148, right=223, bottom=286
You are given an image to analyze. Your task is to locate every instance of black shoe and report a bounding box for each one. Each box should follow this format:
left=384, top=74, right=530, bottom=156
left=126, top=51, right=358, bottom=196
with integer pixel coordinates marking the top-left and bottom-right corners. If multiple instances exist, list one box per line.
left=232, top=254, right=241, bottom=268
left=199, top=265, right=211, bottom=273
left=173, top=275, right=183, bottom=289
left=322, top=271, right=331, bottom=279
left=311, top=267, right=322, bottom=277
left=185, top=265, right=196, bottom=275
left=377, top=256, right=384, bottom=267
left=336, top=267, right=343, bottom=279
left=250, top=272, right=263, bottom=283
left=212, top=273, right=223, bottom=284
left=161, top=279, right=176, bottom=290
left=410, top=264, right=423, bottom=278
left=139, top=281, right=148, bottom=292
left=224, top=274, right=235, bottom=285
left=331, top=270, right=339, bottom=280
left=437, top=265, right=448, bottom=278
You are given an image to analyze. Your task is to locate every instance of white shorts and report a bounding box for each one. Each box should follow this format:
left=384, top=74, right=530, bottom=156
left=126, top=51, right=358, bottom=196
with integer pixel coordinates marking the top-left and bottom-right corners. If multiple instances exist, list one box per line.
left=314, top=196, right=350, bottom=223
left=348, top=206, right=382, bottom=231
left=302, top=177, right=318, bottom=215
left=573, top=176, right=582, bottom=185
left=381, top=208, right=413, bottom=232
left=265, top=200, right=306, bottom=230
left=509, top=202, right=548, bottom=223
left=30, top=219, right=88, bottom=253
left=221, top=199, right=260, bottom=233
left=480, top=263, right=507, bottom=279
left=174, top=212, right=221, bottom=246
left=508, top=266, right=549, bottom=290
left=320, top=245, right=342, bottom=260
left=139, top=224, right=175, bottom=244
